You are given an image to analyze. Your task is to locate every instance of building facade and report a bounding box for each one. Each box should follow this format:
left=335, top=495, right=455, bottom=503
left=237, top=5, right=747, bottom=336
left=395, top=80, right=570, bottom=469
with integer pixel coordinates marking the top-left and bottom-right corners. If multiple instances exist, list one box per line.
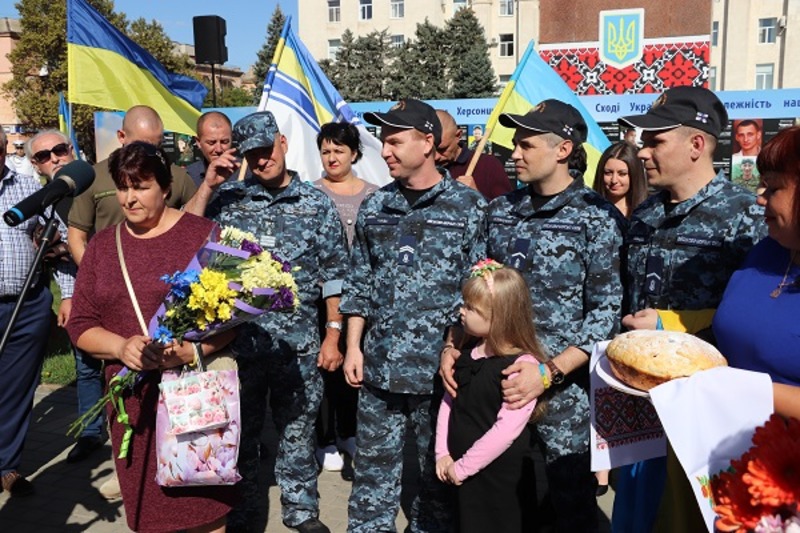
left=298, top=0, right=539, bottom=85
left=0, top=18, right=29, bottom=145
left=710, top=0, right=800, bottom=91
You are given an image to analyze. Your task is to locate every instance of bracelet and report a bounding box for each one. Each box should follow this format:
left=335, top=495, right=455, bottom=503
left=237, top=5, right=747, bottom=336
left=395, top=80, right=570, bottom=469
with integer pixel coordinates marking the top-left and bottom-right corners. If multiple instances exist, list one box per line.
left=538, top=363, right=551, bottom=390
left=190, top=342, right=203, bottom=368
left=325, top=321, right=343, bottom=331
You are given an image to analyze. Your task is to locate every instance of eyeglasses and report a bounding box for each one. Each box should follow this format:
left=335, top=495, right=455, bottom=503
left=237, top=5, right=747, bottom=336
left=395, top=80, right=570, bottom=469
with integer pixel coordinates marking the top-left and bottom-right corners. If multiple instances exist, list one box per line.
left=32, top=143, right=70, bottom=164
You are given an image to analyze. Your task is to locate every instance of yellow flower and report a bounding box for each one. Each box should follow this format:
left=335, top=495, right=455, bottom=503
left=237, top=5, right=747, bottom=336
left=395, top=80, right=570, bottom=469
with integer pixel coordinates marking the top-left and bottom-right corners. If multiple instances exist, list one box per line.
left=187, top=269, right=237, bottom=326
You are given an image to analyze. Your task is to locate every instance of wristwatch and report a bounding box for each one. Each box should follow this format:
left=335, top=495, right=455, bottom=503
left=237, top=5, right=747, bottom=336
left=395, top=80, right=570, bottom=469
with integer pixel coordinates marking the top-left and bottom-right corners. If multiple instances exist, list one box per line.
left=545, top=359, right=565, bottom=385
left=325, top=321, right=343, bottom=331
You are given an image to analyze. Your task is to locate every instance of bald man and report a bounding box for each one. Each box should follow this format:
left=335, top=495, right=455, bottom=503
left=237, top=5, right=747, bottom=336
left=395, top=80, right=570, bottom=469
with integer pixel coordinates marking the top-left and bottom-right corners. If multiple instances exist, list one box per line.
left=186, top=111, right=245, bottom=187
left=67, top=105, right=197, bottom=265
left=435, top=109, right=512, bottom=200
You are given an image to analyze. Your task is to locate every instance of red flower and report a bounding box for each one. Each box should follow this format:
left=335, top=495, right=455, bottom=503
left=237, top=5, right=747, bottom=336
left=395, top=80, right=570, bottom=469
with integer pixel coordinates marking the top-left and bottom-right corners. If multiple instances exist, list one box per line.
left=713, top=457, right=775, bottom=532
left=744, top=415, right=800, bottom=507
left=711, top=415, right=800, bottom=531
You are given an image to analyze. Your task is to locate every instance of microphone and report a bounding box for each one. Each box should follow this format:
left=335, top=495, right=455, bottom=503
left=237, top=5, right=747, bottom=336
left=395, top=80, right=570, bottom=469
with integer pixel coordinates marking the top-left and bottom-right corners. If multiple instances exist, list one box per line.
left=3, top=160, right=95, bottom=227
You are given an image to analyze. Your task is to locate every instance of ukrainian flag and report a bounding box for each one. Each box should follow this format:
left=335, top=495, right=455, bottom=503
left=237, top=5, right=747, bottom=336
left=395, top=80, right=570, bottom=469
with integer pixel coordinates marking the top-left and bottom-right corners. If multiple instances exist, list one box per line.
left=66, top=0, right=206, bottom=136
left=58, top=92, right=82, bottom=160
left=259, top=17, right=389, bottom=186
left=487, top=41, right=610, bottom=186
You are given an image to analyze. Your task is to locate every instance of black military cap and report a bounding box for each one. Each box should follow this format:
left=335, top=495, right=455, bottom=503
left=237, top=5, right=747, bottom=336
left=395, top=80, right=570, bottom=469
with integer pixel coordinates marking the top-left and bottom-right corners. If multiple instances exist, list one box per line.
left=499, top=99, right=588, bottom=145
left=364, top=98, right=442, bottom=145
left=618, top=86, right=728, bottom=139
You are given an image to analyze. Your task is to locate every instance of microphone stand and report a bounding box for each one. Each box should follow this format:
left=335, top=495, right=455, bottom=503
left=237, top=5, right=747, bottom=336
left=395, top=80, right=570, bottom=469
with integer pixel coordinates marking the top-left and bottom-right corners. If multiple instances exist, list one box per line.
left=0, top=213, right=60, bottom=355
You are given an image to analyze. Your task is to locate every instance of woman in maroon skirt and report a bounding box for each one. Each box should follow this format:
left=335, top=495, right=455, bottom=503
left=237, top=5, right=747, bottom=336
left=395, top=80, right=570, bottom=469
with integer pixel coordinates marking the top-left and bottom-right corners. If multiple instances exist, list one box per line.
left=67, top=142, right=238, bottom=532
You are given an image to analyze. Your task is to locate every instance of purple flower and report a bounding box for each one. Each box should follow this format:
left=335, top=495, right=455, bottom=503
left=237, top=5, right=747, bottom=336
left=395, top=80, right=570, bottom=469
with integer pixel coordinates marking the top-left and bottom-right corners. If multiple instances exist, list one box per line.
left=241, top=240, right=263, bottom=256
left=271, top=252, right=292, bottom=272
left=271, top=287, right=296, bottom=310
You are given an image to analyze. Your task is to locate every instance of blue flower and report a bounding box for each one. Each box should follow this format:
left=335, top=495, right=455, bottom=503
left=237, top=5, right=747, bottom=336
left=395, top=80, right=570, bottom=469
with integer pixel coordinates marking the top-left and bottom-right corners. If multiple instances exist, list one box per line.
left=163, top=269, right=200, bottom=299
left=154, top=325, right=174, bottom=345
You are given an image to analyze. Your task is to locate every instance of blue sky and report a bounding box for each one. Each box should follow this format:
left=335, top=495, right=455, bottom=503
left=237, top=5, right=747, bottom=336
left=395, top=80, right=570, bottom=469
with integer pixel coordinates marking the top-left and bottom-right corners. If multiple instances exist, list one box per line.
left=0, top=0, right=298, bottom=71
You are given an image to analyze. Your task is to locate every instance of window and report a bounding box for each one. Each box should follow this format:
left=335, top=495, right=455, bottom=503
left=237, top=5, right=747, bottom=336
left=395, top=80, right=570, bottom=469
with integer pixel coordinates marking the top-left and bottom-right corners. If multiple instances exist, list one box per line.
left=755, top=63, right=774, bottom=89
left=391, top=0, right=404, bottom=19
left=499, top=0, right=513, bottom=16
left=328, top=0, right=340, bottom=22
left=328, top=39, right=341, bottom=60
left=360, top=0, right=372, bottom=20
left=499, top=34, right=514, bottom=57
left=391, top=34, right=405, bottom=48
left=498, top=74, right=511, bottom=93
left=711, top=21, right=718, bottom=46
left=453, top=0, right=468, bottom=13
left=708, top=66, right=717, bottom=92
left=759, top=17, right=777, bottom=43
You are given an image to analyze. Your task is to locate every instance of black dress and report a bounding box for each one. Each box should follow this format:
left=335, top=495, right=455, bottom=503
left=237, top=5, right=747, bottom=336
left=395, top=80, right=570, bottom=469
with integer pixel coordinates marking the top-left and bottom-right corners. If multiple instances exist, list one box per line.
left=448, top=350, right=532, bottom=533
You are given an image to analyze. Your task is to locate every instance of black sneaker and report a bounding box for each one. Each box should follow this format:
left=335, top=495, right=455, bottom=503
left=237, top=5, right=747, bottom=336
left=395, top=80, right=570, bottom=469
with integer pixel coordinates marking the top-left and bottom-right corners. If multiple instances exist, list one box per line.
left=286, top=517, right=331, bottom=533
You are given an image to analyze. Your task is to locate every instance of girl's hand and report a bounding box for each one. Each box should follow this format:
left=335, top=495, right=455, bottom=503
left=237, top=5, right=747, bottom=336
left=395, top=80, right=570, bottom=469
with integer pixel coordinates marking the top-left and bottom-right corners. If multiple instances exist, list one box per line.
left=446, top=463, right=462, bottom=486
left=117, top=335, right=161, bottom=371
left=436, top=455, right=454, bottom=483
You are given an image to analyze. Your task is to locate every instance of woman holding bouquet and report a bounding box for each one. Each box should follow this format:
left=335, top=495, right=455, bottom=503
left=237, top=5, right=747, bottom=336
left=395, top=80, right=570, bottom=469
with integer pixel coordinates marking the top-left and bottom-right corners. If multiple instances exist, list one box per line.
left=67, top=142, right=237, bottom=533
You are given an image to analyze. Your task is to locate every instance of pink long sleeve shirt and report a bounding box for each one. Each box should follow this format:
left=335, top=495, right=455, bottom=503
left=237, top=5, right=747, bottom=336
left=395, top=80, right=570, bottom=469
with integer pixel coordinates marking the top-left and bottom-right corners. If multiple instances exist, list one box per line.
left=436, top=351, right=538, bottom=482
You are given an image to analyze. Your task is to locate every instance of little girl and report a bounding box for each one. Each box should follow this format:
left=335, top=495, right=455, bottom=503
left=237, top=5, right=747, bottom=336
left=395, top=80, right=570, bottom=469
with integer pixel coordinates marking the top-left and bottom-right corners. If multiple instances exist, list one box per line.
left=435, top=260, right=548, bottom=533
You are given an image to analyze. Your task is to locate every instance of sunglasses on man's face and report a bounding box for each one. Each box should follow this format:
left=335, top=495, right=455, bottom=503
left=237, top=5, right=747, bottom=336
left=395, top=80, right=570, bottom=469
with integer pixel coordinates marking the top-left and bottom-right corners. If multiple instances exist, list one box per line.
left=32, top=143, right=70, bottom=164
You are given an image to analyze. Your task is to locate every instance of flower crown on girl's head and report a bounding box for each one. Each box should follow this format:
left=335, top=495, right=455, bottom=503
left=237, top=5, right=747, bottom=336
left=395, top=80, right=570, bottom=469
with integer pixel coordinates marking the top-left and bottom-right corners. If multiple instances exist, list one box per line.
left=470, top=259, right=504, bottom=295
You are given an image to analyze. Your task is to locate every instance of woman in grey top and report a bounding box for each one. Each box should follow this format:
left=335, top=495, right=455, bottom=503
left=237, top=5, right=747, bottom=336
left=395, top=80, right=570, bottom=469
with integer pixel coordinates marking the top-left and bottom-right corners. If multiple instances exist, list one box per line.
left=313, top=122, right=378, bottom=479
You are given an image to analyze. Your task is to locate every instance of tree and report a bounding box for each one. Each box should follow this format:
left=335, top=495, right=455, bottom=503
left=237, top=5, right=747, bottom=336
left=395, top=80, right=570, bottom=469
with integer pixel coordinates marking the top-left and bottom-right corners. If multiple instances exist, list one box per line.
left=406, top=20, right=449, bottom=100
left=445, top=8, right=496, bottom=98
left=347, top=30, right=392, bottom=101
left=3, top=0, right=195, bottom=162
left=385, top=42, right=422, bottom=99
left=251, top=5, right=285, bottom=103
left=203, top=85, right=254, bottom=108
left=322, top=29, right=356, bottom=98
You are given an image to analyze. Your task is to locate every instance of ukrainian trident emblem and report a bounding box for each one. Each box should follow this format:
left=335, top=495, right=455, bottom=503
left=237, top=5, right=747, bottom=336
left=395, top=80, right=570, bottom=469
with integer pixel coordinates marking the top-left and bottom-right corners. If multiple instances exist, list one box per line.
left=599, top=9, right=644, bottom=69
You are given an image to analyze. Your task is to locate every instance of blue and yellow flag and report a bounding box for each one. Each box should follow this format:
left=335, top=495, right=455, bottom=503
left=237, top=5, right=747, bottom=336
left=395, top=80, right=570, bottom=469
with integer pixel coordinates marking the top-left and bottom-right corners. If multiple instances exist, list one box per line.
left=487, top=41, right=610, bottom=186
left=58, top=92, right=82, bottom=160
left=258, top=17, right=389, bottom=186
left=66, top=0, right=206, bottom=136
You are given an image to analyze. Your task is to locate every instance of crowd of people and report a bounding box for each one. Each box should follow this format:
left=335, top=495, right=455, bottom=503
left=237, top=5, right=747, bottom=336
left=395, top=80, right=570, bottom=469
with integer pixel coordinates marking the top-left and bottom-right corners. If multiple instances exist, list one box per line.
left=0, top=83, right=798, bottom=533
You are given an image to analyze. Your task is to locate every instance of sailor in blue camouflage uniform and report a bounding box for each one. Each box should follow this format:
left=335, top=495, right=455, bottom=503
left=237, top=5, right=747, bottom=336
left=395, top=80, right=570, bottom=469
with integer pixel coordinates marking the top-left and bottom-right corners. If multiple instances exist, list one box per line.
left=612, top=86, right=766, bottom=533
left=340, top=99, right=487, bottom=533
left=442, top=100, right=624, bottom=532
left=185, top=111, right=348, bottom=533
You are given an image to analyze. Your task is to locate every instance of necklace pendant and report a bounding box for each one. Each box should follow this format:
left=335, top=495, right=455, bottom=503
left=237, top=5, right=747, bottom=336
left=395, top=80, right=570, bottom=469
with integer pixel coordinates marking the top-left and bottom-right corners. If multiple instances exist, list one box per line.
left=771, top=287, right=782, bottom=298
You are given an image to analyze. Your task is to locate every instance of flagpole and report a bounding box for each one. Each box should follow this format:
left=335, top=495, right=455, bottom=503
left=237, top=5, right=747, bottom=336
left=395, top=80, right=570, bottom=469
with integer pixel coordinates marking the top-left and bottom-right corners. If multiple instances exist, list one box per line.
left=468, top=41, right=536, bottom=175
left=238, top=18, right=293, bottom=181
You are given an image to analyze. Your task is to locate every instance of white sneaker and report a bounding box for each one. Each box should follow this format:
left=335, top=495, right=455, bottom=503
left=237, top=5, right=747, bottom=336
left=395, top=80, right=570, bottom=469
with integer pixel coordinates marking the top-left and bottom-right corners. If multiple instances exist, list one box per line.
left=98, top=474, right=121, bottom=501
left=316, top=445, right=344, bottom=472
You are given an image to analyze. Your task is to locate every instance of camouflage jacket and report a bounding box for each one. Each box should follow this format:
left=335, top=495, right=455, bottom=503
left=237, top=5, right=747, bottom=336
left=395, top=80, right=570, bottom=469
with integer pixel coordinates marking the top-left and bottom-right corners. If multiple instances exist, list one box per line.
left=340, top=175, right=487, bottom=395
left=626, top=171, right=766, bottom=313
left=206, top=172, right=348, bottom=356
left=487, top=177, right=625, bottom=357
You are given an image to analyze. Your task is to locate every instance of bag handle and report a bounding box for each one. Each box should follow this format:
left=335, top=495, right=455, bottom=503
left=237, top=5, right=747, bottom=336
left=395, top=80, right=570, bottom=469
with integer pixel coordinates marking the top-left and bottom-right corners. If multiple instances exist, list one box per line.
left=116, top=223, right=149, bottom=336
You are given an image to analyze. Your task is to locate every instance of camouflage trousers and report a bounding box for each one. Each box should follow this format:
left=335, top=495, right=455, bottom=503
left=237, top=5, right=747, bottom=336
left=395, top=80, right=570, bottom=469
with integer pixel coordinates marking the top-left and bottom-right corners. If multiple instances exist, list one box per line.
left=347, top=384, right=454, bottom=533
left=230, top=349, right=324, bottom=529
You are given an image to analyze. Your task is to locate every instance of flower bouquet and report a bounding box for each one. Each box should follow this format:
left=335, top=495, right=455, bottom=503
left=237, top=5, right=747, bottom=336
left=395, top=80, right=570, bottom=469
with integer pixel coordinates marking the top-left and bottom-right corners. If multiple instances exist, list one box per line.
left=67, top=226, right=300, bottom=463
left=711, top=414, right=800, bottom=533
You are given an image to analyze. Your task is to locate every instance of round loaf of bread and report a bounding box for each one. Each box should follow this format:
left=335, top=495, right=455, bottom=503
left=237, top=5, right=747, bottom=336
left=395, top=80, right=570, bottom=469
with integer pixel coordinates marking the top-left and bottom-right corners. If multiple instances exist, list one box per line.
left=606, top=330, right=727, bottom=391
